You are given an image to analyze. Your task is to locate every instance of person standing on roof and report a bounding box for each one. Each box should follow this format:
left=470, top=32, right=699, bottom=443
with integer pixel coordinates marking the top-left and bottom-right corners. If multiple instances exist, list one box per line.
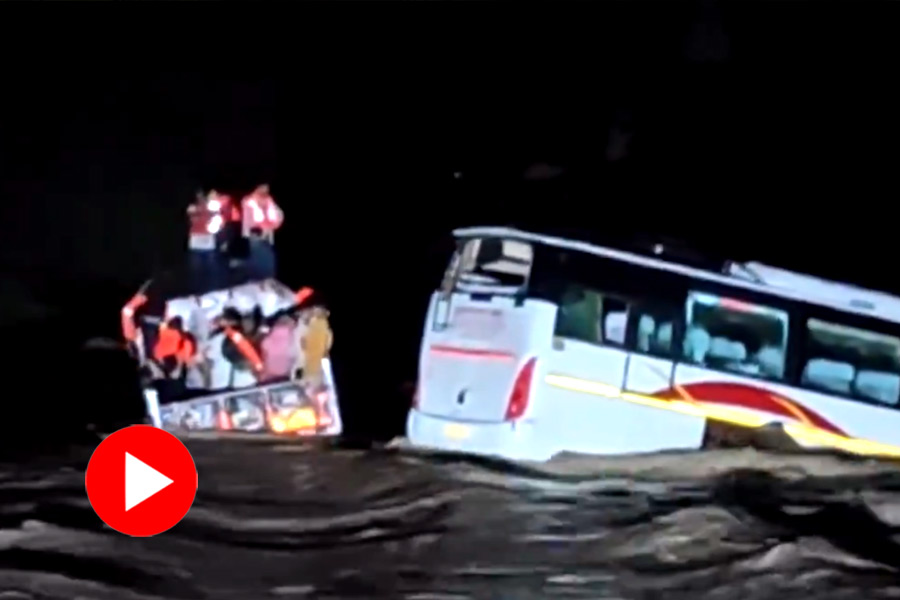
left=241, top=184, right=283, bottom=240
left=187, top=190, right=238, bottom=292
left=241, top=184, right=284, bottom=280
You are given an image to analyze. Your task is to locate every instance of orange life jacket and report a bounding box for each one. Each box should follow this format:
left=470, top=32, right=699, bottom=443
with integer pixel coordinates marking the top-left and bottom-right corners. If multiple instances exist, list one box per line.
left=177, top=334, right=197, bottom=364
left=153, top=324, right=196, bottom=367
left=294, top=287, right=314, bottom=305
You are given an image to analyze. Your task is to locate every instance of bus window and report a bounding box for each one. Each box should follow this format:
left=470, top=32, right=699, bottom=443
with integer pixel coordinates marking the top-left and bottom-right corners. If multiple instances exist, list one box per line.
left=450, top=237, right=533, bottom=292
left=555, top=284, right=602, bottom=344
left=803, top=319, right=900, bottom=406
left=554, top=283, right=629, bottom=346
left=682, top=291, right=789, bottom=381
left=602, top=297, right=629, bottom=346
left=629, top=301, right=679, bottom=358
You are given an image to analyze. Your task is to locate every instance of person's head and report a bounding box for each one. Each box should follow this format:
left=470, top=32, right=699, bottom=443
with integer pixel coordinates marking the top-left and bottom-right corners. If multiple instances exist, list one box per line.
left=560, top=284, right=587, bottom=307
left=275, top=314, right=295, bottom=329
left=221, top=307, right=242, bottom=324
left=255, top=184, right=270, bottom=196
left=162, top=355, right=178, bottom=374
left=167, top=316, right=184, bottom=332
left=310, top=306, right=330, bottom=322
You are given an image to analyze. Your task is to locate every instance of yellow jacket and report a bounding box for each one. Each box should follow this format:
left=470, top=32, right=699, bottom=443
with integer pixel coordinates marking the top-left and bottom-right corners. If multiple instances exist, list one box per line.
left=302, top=309, right=333, bottom=380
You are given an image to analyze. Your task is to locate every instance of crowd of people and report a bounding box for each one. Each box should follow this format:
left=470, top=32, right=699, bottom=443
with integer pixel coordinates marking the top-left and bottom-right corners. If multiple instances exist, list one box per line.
left=122, top=186, right=334, bottom=405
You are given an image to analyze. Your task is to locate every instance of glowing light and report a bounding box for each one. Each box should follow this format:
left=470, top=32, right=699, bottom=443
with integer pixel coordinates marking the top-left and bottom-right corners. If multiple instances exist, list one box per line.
left=207, top=215, right=224, bottom=234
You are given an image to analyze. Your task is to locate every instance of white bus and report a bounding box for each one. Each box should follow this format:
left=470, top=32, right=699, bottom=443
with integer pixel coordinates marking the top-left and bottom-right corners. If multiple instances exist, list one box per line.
left=406, top=226, right=900, bottom=462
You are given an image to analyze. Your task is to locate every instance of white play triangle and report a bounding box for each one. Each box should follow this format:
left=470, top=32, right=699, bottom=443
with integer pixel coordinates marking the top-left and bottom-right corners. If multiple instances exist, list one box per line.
left=125, top=452, right=174, bottom=511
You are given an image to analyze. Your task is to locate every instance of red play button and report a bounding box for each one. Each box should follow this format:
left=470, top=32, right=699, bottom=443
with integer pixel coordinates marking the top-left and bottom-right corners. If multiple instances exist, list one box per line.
left=85, top=425, right=198, bottom=537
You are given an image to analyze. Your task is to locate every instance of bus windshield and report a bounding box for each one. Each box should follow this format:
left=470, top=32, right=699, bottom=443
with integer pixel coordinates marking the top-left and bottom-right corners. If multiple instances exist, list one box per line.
left=444, top=237, right=533, bottom=294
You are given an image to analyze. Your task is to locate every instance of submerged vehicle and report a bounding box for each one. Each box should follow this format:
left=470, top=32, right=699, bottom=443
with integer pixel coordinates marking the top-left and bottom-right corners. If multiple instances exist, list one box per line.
left=121, top=187, right=342, bottom=438
left=408, top=226, right=900, bottom=461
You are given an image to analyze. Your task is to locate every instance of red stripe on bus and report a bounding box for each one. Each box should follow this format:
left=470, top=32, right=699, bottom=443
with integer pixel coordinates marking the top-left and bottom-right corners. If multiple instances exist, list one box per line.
left=429, top=345, right=515, bottom=361
left=653, top=381, right=848, bottom=437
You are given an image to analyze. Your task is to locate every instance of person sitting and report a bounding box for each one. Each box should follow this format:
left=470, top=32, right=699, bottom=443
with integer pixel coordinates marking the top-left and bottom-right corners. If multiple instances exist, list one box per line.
left=213, top=307, right=265, bottom=387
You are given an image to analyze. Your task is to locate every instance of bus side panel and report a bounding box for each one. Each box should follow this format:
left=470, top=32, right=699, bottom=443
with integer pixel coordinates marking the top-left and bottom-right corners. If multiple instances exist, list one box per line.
left=624, top=354, right=678, bottom=395
left=673, top=365, right=900, bottom=448
left=539, top=343, right=707, bottom=456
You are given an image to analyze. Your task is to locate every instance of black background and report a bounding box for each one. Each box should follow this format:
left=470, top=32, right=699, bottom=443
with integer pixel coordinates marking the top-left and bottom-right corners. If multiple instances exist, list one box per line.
left=2, top=2, right=899, bottom=451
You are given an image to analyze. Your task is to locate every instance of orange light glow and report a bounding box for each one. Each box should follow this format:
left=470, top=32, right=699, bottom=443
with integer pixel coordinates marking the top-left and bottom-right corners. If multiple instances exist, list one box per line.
left=269, top=407, right=318, bottom=433
left=217, top=410, right=233, bottom=431
left=295, top=287, right=314, bottom=304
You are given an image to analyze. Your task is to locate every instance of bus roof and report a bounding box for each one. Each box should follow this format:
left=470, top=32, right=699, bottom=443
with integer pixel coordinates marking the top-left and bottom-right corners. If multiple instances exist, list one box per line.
left=453, top=226, right=900, bottom=324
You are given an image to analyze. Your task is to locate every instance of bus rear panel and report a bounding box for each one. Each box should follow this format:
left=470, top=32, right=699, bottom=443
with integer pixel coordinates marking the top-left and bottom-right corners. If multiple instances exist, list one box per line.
left=408, top=236, right=548, bottom=459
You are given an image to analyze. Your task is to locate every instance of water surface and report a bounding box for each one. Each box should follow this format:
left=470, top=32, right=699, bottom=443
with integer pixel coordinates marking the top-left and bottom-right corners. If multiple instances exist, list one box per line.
left=1, top=438, right=899, bottom=599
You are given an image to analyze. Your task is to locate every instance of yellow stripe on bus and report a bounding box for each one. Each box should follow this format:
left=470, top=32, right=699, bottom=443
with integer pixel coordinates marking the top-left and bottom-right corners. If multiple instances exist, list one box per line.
left=543, top=373, right=900, bottom=460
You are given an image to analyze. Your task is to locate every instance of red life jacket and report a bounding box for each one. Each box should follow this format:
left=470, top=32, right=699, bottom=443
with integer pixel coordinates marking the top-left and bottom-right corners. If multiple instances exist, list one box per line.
left=189, top=193, right=238, bottom=236
left=241, top=187, right=284, bottom=237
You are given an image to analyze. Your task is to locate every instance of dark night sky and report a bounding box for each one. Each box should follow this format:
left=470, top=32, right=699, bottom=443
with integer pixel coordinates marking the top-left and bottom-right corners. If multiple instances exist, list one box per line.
left=3, top=2, right=900, bottom=441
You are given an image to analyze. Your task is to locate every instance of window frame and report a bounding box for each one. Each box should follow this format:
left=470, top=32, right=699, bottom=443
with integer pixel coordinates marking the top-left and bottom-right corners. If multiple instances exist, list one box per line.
left=679, top=287, right=792, bottom=383
left=531, top=249, right=688, bottom=354
left=435, top=236, right=535, bottom=331
left=524, top=242, right=900, bottom=412
left=797, top=307, right=900, bottom=409
left=452, top=236, right=534, bottom=294
left=623, top=298, right=685, bottom=360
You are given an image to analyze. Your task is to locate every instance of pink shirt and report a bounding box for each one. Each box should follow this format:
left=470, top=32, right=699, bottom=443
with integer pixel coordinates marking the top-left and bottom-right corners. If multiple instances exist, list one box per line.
left=259, top=322, right=298, bottom=381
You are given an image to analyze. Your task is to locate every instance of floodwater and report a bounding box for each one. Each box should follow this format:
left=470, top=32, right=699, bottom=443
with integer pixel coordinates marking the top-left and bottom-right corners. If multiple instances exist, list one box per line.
left=2, top=438, right=900, bottom=599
